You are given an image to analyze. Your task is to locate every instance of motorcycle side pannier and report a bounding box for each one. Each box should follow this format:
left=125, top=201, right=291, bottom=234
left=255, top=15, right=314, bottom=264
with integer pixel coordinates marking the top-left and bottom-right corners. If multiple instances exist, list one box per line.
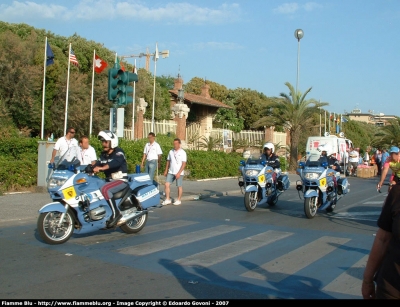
left=277, top=174, right=290, bottom=191
left=337, top=177, right=349, bottom=195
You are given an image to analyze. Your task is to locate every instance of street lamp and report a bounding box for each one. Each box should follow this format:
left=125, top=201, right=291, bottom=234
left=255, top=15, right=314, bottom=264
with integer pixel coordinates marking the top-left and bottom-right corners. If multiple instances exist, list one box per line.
left=294, top=29, right=304, bottom=95
left=151, top=42, right=169, bottom=133
left=318, top=106, right=322, bottom=136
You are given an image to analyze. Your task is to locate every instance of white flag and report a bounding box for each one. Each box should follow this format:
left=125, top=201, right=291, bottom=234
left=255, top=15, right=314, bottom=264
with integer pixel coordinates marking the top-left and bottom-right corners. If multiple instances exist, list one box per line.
left=153, top=43, right=159, bottom=61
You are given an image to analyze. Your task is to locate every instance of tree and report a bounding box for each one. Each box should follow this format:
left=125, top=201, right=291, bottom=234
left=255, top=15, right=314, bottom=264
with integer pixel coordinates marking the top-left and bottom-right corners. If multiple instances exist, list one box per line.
left=371, top=118, right=400, bottom=148
left=252, top=82, right=327, bottom=171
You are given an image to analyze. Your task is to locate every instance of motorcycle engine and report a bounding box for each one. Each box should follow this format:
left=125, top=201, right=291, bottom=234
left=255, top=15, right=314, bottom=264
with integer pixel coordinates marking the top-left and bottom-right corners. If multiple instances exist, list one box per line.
left=88, top=206, right=106, bottom=221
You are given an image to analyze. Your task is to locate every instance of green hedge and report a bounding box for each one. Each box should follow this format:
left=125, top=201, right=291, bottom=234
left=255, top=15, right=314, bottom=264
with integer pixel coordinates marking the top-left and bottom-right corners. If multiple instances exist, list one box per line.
left=0, top=135, right=245, bottom=194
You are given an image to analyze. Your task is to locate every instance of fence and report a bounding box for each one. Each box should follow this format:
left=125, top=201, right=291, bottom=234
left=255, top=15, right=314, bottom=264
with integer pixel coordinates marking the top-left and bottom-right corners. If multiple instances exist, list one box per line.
left=124, top=119, right=177, bottom=140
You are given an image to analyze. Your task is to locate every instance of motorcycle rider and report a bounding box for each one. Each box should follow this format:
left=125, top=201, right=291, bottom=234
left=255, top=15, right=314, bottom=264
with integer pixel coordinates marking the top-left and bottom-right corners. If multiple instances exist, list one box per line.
left=93, top=130, right=128, bottom=227
left=318, top=144, right=342, bottom=173
left=261, top=142, right=281, bottom=186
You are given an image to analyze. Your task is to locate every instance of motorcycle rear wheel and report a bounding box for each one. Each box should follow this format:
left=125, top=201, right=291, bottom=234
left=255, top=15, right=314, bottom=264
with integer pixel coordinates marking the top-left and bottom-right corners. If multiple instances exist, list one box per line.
left=120, top=212, right=148, bottom=234
left=244, top=191, right=257, bottom=212
left=304, top=196, right=318, bottom=219
left=37, top=211, right=74, bottom=245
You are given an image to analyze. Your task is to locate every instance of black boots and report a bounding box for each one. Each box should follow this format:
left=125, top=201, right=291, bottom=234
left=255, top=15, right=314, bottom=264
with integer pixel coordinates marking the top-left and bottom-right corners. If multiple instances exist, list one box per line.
left=107, top=199, right=122, bottom=227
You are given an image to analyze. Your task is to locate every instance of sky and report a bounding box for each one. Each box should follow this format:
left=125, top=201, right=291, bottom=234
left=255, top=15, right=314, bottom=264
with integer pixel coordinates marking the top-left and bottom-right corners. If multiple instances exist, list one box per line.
left=1, top=0, right=399, bottom=116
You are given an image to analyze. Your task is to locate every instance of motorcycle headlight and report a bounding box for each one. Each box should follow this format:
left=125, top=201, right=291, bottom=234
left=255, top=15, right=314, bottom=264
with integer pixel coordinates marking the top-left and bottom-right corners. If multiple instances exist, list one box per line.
left=47, top=177, right=67, bottom=189
left=304, top=172, right=321, bottom=180
left=245, top=170, right=259, bottom=176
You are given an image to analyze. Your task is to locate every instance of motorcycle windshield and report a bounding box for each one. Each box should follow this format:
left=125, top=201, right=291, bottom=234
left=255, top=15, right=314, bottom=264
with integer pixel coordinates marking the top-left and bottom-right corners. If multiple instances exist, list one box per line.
left=245, top=152, right=264, bottom=165
left=305, top=154, right=327, bottom=168
left=55, top=146, right=81, bottom=170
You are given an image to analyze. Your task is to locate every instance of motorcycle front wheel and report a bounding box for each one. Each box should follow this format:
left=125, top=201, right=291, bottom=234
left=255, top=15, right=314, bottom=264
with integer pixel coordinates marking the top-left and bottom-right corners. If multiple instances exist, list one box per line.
left=304, top=196, right=318, bottom=219
left=37, top=211, right=74, bottom=245
left=244, top=191, right=258, bottom=212
left=120, top=211, right=148, bottom=234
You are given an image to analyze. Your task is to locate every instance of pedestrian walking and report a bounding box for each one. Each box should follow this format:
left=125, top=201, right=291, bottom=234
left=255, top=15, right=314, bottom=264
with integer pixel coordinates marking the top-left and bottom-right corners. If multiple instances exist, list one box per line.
left=162, top=138, right=187, bottom=206
left=362, top=183, right=400, bottom=299
left=375, top=149, right=382, bottom=176
left=78, top=135, right=97, bottom=166
left=348, top=147, right=359, bottom=176
left=381, top=148, right=389, bottom=171
left=141, top=132, right=162, bottom=182
left=49, top=127, right=78, bottom=164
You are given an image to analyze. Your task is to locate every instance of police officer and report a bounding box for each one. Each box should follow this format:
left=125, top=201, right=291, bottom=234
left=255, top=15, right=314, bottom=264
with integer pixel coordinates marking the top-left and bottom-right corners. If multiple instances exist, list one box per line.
left=261, top=142, right=281, bottom=184
left=261, top=142, right=280, bottom=169
left=93, top=130, right=128, bottom=227
left=319, top=144, right=342, bottom=173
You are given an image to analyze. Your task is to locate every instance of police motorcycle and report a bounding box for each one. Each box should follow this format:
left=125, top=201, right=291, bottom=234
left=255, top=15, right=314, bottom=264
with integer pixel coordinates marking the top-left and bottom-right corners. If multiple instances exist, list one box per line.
left=238, top=152, right=290, bottom=212
left=37, top=146, right=160, bottom=245
left=296, top=146, right=350, bottom=219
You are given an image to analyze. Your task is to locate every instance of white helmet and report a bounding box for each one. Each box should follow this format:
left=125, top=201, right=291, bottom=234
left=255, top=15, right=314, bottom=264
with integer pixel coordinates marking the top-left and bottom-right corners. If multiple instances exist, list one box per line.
left=317, top=143, right=333, bottom=156
left=263, top=142, right=275, bottom=154
left=98, top=130, right=118, bottom=149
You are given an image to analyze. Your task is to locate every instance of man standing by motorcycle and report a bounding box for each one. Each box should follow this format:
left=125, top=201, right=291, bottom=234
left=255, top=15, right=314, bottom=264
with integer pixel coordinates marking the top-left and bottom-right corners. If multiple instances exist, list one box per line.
left=93, top=130, right=128, bottom=227
left=261, top=142, right=280, bottom=183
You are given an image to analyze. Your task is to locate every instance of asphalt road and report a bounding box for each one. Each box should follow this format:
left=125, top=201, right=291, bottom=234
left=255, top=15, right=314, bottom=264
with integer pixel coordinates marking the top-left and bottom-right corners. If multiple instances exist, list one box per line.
left=0, top=174, right=386, bottom=300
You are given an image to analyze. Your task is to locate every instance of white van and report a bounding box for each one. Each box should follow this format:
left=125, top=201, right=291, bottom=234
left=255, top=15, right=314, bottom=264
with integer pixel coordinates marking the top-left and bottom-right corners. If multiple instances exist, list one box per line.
left=306, top=133, right=353, bottom=169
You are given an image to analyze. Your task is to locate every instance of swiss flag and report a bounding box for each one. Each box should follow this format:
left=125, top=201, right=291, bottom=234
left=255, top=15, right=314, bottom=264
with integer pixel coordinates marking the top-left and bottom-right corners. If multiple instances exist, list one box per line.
left=94, top=54, right=108, bottom=73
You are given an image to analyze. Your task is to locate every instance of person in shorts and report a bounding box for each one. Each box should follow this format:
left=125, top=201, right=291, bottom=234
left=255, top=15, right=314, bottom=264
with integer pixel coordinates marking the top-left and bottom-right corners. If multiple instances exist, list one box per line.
left=162, top=138, right=187, bottom=206
left=348, top=147, right=359, bottom=176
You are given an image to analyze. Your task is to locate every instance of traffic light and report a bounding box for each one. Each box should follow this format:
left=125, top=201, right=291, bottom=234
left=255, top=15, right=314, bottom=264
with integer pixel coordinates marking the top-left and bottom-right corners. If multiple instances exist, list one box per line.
left=107, top=64, right=138, bottom=106
left=118, top=71, right=138, bottom=105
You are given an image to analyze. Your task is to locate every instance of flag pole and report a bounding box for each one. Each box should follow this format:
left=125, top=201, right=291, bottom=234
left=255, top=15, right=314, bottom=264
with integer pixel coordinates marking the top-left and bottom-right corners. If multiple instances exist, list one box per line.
left=132, top=59, right=136, bottom=140
left=64, top=43, right=72, bottom=136
left=89, top=49, right=95, bottom=136
left=41, top=37, right=48, bottom=140
left=151, top=42, right=158, bottom=133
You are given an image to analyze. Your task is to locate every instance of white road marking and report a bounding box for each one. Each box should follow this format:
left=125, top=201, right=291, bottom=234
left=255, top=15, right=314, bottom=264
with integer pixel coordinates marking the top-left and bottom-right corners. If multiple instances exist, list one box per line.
left=118, top=225, right=243, bottom=256
left=174, top=230, right=293, bottom=267
left=241, top=236, right=350, bottom=282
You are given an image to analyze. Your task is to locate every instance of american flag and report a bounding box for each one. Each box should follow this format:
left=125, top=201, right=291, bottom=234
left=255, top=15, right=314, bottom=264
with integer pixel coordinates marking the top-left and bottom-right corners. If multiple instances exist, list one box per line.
left=69, top=48, right=79, bottom=67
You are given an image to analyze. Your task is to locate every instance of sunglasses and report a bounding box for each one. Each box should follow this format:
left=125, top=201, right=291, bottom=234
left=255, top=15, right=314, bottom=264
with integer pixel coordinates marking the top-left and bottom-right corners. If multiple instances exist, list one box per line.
left=69, top=131, right=76, bottom=134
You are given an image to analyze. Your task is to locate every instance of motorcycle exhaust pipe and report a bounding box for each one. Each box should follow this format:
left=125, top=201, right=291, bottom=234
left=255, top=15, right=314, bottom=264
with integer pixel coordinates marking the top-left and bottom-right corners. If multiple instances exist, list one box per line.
left=117, top=209, right=148, bottom=226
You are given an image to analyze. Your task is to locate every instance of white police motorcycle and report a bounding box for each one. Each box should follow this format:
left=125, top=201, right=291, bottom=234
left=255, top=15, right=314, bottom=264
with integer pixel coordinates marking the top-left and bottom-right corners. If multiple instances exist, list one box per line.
left=37, top=146, right=160, bottom=244
left=296, top=148, right=350, bottom=219
left=238, top=152, right=290, bottom=212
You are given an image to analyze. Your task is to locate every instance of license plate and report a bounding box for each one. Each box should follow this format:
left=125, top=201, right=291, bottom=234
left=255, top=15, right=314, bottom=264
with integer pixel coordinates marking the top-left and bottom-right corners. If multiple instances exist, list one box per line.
left=62, top=187, right=76, bottom=200
left=319, top=178, right=327, bottom=187
left=258, top=174, right=265, bottom=184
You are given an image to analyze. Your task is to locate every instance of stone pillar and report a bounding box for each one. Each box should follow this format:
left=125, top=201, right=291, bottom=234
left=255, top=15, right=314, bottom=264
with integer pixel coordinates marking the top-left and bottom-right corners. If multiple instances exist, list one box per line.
left=171, top=103, right=190, bottom=143
left=264, top=126, right=275, bottom=142
left=135, top=98, right=148, bottom=139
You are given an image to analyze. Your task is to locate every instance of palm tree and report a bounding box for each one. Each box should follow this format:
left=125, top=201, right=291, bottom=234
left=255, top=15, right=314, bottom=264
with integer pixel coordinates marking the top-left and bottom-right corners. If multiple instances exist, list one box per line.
left=252, top=82, right=328, bottom=171
left=371, top=118, right=400, bottom=148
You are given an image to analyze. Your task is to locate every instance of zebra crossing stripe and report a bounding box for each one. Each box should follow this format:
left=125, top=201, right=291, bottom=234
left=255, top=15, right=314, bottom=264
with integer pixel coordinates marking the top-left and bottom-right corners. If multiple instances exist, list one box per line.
left=174, top=230, right=293, bottom=267
left=322, top=254, right=368, bottom=296
left=241, top=236, right=350, bottom=282
left=118, top=225, right=243, bottom=256
left=71, top=220, right=199, bottom=246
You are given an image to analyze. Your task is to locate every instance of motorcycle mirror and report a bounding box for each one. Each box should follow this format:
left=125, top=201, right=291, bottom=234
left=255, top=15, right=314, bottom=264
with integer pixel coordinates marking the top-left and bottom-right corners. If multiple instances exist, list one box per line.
left=261, top=161, right=266, bottom=166
left=299, top=162, right=305, bottom=167
left=240, top=160, right=246, bottom=166
left=321, top=162, right=328, bottom=168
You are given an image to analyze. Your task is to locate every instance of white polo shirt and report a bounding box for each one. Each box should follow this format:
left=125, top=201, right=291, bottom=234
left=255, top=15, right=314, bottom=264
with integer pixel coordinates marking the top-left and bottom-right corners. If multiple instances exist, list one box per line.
left=54, top=137, right=78, bottom=159
left=167, top=148, right=187, bottom=175
left=348, top=150, right=359, bottom=163
left=78, top=145, right=97, bottom=165
left=143, top=141, right=163, bottom=161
